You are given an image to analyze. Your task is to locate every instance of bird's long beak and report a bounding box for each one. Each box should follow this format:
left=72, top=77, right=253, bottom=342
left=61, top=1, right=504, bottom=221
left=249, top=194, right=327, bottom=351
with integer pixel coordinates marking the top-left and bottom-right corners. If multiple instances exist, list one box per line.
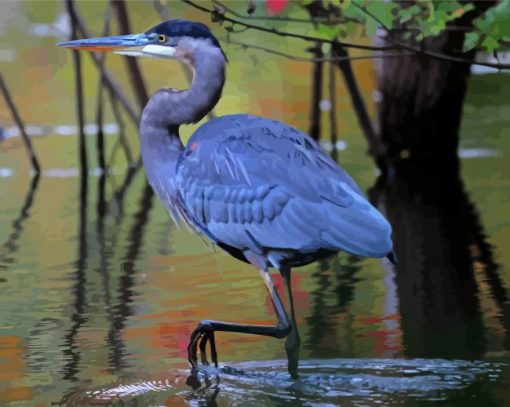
left=58, top=33, right=177, bottom=59
left=58, top=33, right=149, bottom=52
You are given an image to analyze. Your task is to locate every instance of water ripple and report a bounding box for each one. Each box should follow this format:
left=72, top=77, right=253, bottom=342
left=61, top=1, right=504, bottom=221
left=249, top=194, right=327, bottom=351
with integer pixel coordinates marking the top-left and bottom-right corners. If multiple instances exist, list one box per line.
left=65, top=358, right=506, bottom=406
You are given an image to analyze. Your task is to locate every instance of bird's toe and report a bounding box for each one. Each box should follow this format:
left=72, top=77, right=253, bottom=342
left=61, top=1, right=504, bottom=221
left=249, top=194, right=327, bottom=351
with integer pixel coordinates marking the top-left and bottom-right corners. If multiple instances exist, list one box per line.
left=188, top=322, right=219, bottom=371
left=208, top=331, right=218, bottom=368
left=199, top=333, right=210, bottom=366
left=187, top=329, right=201, bottom=370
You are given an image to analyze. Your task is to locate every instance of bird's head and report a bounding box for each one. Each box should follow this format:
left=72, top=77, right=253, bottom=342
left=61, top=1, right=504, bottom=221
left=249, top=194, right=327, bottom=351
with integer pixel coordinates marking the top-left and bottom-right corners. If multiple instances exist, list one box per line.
left=58, top=19, right=226, bottom=63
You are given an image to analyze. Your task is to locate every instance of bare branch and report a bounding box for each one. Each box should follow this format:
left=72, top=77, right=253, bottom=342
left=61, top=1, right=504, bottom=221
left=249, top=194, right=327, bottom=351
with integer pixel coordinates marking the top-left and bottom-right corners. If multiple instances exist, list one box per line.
left=107, top=89, right=134, bottom=165
left=332, top=43, right=384, bottom=158
left=95, top=3, right=113, bottom=174
left=111, top=0, right=149, bottom=108
left=70, top=3, right=139, bottom=126
left=352, top=0, right=510, bottom=70
left=182, top=0, right=394, bottom=52
left=216, top=0, right=472, bottom=32
left=212, top=0, right=361, bottom=25
left=153, top=0, right=170, bottom=20
left=389, top=40, right=510, bottom=70
left=0, top=74, right=41, bottom=175
left=65, top=0, right=88, bottom=178
left=328, top=55, right=338, bottom=162
left=184, top=0, right=510, bottom=70
left=305, top=1, right=382, bottom=158
left=95, top=81, right=106, bottom=171
left=308, top=43, right=323, bottom=141
left=226, top=38, right=414, bottom=62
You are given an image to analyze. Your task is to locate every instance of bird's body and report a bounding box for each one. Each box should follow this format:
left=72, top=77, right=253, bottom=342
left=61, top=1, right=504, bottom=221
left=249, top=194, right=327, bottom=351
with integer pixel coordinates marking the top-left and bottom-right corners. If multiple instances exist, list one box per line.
left=144, top=113, right=392, bottom=270
left=59, top=19, right=394, bottom=379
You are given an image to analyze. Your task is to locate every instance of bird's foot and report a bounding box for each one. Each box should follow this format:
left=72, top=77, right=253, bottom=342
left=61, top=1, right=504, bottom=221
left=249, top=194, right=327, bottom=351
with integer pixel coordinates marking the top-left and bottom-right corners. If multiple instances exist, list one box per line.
left=187, top=321, right=218, bottom=373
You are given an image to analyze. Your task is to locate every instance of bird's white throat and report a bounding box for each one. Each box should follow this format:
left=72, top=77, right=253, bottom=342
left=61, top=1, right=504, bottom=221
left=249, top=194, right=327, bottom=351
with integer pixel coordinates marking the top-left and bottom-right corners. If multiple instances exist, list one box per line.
left=115, top=44, right=177, bottom=59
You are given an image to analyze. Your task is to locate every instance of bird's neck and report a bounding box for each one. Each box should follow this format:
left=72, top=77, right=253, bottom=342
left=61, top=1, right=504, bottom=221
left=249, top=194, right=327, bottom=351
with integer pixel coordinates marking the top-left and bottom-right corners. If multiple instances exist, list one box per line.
left=139, top=43, right=225, bottom=217
left=178, top=44, right=226, bottom=123
left=140, top=43, right=226, bottom=129
left=140, top=124, right=183, bottom=217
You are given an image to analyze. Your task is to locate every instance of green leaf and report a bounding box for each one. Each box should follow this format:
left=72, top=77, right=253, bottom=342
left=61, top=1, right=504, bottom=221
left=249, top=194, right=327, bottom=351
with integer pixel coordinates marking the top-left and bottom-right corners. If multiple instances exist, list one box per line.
left=338, top=0, right=352, bottom=9
left=403, top=31, right=414, bottom=40
left=398, top=5, right=421, bottom=25
left=364, top=1, right=396, bottom=29
left=428, top=20, right=446, bottom=36
left=466, top=0, right=510, bottom=52
left=316, top=23, right=340, bottom=40
left=464, top=32, right=480, bottom=51
left=365, top=17, right=378, bottom=36
left=481, top=36, right=500, bottom=53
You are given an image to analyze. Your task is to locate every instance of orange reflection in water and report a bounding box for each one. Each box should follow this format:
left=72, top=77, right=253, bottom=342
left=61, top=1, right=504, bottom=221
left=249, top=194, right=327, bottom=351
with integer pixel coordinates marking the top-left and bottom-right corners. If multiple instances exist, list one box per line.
left=0, top=336, right=33, bottom=402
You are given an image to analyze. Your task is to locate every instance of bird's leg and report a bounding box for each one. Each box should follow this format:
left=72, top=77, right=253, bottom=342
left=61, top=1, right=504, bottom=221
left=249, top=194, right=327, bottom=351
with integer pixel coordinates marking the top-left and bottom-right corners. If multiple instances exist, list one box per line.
left=281, top=266, right=301, bottom=379
left=198, top=331, right=217, bottom=366
left=198, top=333, right=209, bottom=365
left=187, top=267, right=291, bottom=372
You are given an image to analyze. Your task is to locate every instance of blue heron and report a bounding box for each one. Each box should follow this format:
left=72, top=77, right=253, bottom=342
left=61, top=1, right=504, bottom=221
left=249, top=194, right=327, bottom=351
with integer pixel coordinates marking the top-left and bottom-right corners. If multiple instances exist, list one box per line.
left=59, top=20, right=394, bottom=379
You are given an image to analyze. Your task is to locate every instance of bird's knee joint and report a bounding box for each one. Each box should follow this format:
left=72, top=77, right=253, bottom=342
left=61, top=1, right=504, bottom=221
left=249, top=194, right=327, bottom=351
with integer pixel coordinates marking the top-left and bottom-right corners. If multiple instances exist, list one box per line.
left=285, top=335, right=301, bottom=349
left=275, top=323, right=291, bottom=339
left=198, top=320, right=214, bottom=332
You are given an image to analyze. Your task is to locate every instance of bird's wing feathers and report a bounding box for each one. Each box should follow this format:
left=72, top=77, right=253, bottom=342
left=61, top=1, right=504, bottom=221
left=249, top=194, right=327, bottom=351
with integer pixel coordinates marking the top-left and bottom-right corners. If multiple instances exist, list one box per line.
left=176, top=114, right=391, bottom=258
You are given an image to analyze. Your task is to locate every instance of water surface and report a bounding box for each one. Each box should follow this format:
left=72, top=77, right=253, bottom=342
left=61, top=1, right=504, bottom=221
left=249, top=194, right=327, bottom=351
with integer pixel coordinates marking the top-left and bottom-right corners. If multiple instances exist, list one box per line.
left=0, top=1, right=509, bottom=406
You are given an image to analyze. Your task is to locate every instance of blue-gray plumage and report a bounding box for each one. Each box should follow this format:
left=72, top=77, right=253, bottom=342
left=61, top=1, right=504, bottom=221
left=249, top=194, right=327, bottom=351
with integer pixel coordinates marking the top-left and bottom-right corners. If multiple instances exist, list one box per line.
left=176, top=114, right=392, bottom=264
left=59, top=19, right=393, bottom=380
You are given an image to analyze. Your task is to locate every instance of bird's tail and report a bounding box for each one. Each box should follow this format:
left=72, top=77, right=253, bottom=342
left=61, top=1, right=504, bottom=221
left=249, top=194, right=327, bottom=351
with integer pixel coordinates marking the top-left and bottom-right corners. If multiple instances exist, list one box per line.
left=386, top=250, right=398, bottom=265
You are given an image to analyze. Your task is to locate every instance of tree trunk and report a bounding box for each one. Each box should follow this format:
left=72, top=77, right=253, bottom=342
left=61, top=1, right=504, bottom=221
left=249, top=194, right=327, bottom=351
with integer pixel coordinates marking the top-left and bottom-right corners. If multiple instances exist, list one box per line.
left=374, top=1, right=495, bottom=174
left=375, top=39, right=468, bottom=173
left=370, top=1, right=510, bottom=357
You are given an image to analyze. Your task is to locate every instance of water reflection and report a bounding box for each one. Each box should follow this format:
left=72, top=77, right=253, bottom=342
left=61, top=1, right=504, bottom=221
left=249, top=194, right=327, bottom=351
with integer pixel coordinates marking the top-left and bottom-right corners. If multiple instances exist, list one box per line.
left=371, top=162, right=509, bottom=358
left=109, top=165, right=142, bottom=218
left=108, top=182, right=154, bottom=372
left=62, top=164, right=88, bottom=382
left=62, top=171, right=155, bottom=379
left=55, top=154, right=510, bottom=403
left=305, top=255, right=362, bottom=357
left=0, top=161, right=508, bottom=405
left=0, top=174, right=40, bottom=274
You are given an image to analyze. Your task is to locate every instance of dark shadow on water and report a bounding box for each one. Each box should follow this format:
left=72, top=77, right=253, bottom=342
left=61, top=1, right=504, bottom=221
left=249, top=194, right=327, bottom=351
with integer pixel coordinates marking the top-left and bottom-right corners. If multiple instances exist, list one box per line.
left=0, top=174, right=40, bottom=274
left=370, top=161, right=510, bottom=358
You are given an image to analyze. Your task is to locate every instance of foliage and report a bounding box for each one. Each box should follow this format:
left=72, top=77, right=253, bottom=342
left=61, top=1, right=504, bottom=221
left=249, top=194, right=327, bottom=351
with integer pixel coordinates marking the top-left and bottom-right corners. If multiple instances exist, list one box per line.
left=306, top=0, right=510, bottom=53
left=464, top=0, right=510, bottom=52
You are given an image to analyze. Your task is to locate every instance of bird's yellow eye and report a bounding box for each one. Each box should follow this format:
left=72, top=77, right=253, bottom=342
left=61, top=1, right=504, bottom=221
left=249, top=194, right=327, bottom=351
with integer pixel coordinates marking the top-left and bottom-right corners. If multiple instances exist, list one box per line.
left=158, top=34, right=167, bottom=43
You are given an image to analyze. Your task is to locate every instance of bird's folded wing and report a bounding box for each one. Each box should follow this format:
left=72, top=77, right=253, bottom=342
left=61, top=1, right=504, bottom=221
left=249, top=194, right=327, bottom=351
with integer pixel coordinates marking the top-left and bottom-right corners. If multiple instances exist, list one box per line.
left=176, top=114, right=391, bottom=257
